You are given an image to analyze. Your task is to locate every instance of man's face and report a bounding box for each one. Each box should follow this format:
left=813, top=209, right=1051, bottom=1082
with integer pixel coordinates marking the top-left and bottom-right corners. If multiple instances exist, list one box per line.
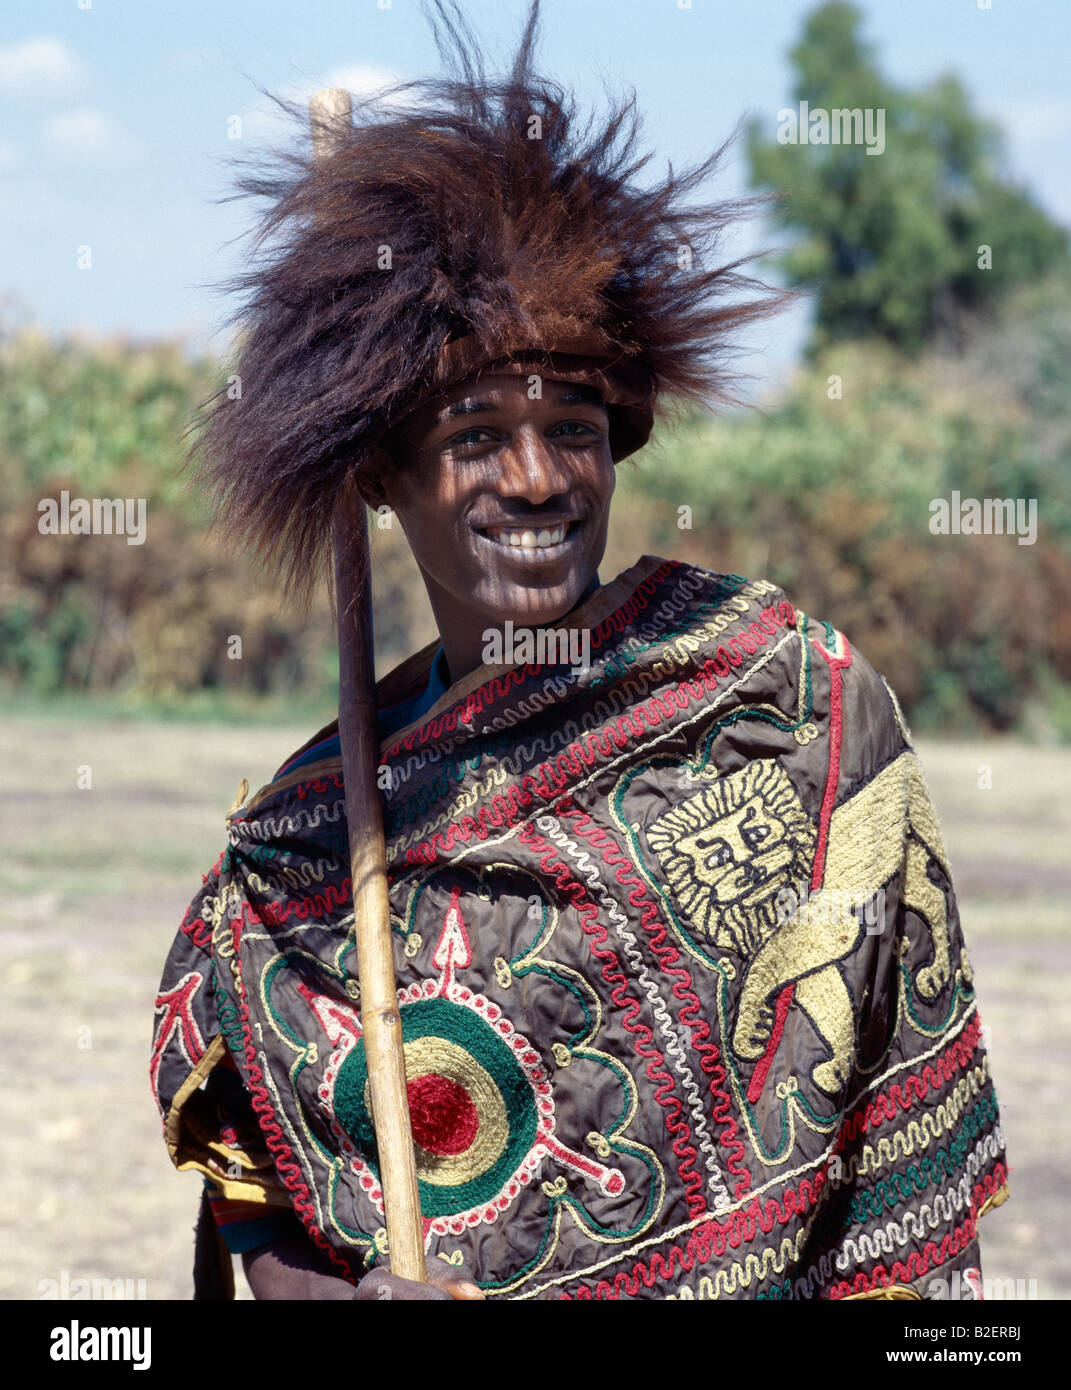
left=368, top=373, right=615, bottom=673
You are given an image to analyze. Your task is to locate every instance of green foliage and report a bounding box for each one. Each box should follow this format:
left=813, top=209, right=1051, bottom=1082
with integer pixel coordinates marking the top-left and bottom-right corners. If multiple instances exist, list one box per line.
left=4, top=277, right=1070, bottom=736
left=746, top=2, right=1071, bottom=350
left=0, top=329, right=215, bottom=516
left=605, top=278, right=1071, bottom=734
left=3, top=0, right=1070, bottom=739
left=0, top=330, right=338, bottom=700
left=0, top=325, right=442, bottom=705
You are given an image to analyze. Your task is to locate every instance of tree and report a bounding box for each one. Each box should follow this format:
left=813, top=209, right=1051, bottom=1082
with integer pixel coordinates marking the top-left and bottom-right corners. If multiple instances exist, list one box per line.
left=747, top=2, right=1070, bottom=352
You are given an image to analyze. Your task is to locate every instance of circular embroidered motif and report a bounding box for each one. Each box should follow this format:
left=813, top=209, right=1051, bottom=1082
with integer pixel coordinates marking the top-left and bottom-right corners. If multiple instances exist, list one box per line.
left=331, top=995, right=541, bottom=1219
left=305, top=886, right=626, bottom=1238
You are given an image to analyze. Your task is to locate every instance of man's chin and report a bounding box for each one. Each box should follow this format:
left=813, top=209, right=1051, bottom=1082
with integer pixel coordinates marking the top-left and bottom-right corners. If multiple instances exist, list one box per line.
left=473, top=573, right=595, bottom=630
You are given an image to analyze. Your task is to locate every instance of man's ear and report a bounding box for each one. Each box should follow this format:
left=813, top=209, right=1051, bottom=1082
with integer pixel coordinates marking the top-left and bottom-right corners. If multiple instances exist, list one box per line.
left=354, top=445, right=395, bottom=510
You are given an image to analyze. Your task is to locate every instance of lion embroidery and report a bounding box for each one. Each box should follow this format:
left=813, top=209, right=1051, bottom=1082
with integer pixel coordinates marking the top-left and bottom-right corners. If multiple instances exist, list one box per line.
left=648, top=754, right=955, bottom=1097
left=647, top=760, right=816, bottom=957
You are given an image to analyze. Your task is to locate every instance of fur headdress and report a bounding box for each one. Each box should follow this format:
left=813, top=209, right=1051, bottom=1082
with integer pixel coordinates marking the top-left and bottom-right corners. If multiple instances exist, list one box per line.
left=195, top=0, right=789, bottom=600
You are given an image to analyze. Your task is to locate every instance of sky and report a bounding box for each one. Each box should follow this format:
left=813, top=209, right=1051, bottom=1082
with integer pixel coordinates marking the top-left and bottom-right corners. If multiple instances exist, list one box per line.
left=1, top=0, right=1068, bottom=386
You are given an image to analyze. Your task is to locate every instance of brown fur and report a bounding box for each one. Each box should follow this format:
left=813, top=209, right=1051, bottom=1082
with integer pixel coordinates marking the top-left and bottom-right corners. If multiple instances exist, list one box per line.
left=191, top=1, right=794, bottom=603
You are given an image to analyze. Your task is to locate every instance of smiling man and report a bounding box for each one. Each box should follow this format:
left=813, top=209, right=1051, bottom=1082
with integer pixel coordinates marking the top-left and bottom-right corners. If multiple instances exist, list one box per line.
left=151, top=1, right=1008, bottom=1302
left=367, top=373, right=617, bottom=682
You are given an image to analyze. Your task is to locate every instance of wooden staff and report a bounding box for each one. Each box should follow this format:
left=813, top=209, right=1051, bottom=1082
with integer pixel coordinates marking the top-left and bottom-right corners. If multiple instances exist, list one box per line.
left=310, top=87, right=427, bottom=1284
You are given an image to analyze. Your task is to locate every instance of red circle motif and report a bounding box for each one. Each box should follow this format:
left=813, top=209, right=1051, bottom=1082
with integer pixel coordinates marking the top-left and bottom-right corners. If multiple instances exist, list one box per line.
left=406, top=1073, right=480, bottom=1155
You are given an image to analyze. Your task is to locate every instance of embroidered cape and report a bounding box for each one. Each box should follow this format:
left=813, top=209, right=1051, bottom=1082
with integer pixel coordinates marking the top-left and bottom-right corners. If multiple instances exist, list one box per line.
left=151, top=556, right=1008, bottom=1300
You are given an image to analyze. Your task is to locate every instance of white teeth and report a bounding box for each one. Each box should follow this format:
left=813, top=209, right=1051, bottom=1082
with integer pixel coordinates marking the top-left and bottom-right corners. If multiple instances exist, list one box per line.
left=486, top=524, right=569, bottom=549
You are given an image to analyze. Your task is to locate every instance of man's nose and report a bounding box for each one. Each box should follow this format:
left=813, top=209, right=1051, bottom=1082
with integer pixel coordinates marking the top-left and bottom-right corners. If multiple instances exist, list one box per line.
left=495, top=426, right=572, bottom=505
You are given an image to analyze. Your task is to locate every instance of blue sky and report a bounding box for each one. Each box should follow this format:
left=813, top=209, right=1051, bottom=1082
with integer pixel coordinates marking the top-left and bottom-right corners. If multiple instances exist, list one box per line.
left=2, top=0, right=1068, bottom=385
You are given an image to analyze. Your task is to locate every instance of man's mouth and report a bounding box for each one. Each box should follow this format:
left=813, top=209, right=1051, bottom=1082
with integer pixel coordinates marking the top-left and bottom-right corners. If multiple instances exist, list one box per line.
left=474, top=520, right=582, bottom=554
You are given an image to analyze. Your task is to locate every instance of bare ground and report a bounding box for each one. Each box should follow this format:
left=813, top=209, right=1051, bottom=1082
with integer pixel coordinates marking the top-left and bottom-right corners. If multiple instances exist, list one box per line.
left=1, top=719, right=1066, bottom=1300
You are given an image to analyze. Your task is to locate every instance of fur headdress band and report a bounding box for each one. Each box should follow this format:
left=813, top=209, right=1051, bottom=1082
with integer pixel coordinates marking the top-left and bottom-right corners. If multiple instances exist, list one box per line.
left=194, top=0, right=789, bottom=601
left=428, top=336, right=656, bottom=459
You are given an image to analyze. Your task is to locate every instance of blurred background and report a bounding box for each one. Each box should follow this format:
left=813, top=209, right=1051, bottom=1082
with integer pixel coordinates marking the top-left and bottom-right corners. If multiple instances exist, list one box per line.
left=2, top=0, right=1068, bottom=1301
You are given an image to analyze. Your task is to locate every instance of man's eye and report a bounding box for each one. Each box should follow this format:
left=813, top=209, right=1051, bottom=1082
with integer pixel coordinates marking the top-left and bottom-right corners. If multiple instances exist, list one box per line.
left=552, top=421, right=596, bottom=437
left=449, top=428, right=493, bottom=446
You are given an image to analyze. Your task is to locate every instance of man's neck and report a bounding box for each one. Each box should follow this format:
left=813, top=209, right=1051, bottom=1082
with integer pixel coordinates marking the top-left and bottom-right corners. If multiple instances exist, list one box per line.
left=437, top=572, right=603, bottom=685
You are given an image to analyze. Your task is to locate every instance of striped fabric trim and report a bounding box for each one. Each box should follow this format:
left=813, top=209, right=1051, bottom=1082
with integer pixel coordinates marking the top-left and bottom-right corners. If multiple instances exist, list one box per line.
left=204, top=1178, right=299, bottom=1254
left=272, top=645, right=450, bottom=780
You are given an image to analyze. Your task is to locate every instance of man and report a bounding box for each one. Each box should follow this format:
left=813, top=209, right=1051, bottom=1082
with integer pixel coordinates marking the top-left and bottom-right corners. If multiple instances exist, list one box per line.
left=152, top=1, right=1007, bottom=1300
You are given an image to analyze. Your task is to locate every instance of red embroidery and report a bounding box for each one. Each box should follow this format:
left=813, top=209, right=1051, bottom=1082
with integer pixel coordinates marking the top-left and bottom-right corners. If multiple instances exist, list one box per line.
left=407, top=1074, right=479, bottom=1155
left=405, top=617, right=797, bottom=867
left=179, top=852, right=226, bottom=951
left=517, top=821, right=708, bottom=1219
left=835, top=1012, right=987, bottom=1149
left=555, top=804, right=750, bottom=1200
left=227, top=912, right=360, bottom=1286
left=825, top=1167, right=1009, bottom=1299
left=747, top=631, right=852, bottom=1105
left=384, top=567, right=673, bottom=755
left=567, top=1175, right=828, bottom=1299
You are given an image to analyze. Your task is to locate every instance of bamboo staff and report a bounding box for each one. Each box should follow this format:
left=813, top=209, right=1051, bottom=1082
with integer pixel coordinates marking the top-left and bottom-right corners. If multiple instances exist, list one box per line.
left=310, top=87, right=427, bottom=1284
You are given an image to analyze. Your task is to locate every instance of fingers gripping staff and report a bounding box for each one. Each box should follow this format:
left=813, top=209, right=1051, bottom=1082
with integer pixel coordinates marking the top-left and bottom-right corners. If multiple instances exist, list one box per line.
left=310, top=86, right=427, bottom=1288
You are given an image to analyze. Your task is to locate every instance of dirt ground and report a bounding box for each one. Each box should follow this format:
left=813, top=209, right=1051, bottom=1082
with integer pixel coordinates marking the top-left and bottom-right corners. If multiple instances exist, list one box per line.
left=1, top=715, right=1066, bottom=1301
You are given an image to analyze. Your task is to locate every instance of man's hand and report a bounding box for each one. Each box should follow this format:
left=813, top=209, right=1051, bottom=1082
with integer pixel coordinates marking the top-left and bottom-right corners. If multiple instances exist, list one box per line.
left=242, top=1224, right=484, bottom=1300
left=355, top=1260, right=485, bottom=1302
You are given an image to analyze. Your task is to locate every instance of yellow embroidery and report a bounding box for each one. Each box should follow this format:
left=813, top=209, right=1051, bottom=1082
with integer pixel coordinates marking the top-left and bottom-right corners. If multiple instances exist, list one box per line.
left=379, top=1037, right=508, bottom=1188
left=647, top=760, right=817, bottom=957
left=662, top=1231, right=806, bottom=1299
left=227, top=777, right=249, bottom=820
left=842, top=1284, right=922, bottom=1301
left=832, top=1061, right=992, bottom=1183
left=881, top=675, right=913, bottom=745
left=745, top=753, right=957, bottom=1094
left=979, top=1181, right=1010, bottom=1218
left=650, top=751, right=961, bottom=1100
left=904, top=837, right=951, bottom=999
left=211, top=886, right=243, bottom=960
